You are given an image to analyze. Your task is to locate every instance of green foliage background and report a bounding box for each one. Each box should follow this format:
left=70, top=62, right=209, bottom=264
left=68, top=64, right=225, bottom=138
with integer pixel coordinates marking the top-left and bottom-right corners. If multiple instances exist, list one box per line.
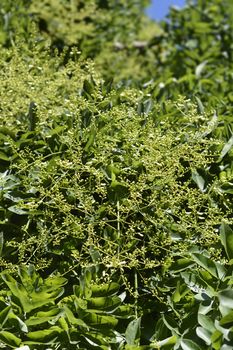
left=0, top=0, right=232, bottom=349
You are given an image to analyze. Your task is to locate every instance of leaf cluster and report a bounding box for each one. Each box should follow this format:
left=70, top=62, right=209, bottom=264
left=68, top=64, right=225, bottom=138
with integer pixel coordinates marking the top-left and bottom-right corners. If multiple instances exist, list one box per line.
left=0, top=0, right=232, bottom=349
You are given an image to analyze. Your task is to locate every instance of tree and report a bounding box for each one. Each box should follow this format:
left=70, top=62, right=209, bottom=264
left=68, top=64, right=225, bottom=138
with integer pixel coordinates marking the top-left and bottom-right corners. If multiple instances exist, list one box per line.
left=0, top=1, right=232, bottom=348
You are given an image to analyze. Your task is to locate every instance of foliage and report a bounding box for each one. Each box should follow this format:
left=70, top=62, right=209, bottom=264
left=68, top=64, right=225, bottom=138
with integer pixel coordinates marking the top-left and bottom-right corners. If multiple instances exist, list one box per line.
left=1, top=229, right=233, bottom=349
left=142, top=224, right=233, bottom=350
left=0, top=48, right=229, bottom=275
left=0, top=0, right=161, bottom=82
left=0, top=0, right=233, bottom=349
left=145, top=0, right=233, bottom=138
left=0, top=265, right=133, bottom=349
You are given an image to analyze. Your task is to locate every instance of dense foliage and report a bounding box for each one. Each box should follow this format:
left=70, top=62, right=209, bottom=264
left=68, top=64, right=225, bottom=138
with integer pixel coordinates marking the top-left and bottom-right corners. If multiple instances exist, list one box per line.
left=0, top=0, right=232, bottom=349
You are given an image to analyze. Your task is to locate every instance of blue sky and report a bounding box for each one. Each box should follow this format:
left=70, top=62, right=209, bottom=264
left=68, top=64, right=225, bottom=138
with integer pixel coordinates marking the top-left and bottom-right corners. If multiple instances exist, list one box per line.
left=146, top=0, right=186, bottom=20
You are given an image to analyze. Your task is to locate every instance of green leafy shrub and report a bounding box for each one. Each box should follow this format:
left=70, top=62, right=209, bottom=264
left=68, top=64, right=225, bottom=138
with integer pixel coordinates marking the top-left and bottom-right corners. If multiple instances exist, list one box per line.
left=0, top=265, right=133, bottom=349
left=0, top=43, right=230, bottom=280
left=0, top=1, right=233, bottom=348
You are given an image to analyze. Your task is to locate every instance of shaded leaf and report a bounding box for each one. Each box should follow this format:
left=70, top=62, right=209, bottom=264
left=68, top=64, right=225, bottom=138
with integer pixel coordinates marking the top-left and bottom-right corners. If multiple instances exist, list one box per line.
left=170, top=258, right=195, bottom=272
left=0, top=305, right=11, bottom=327
left=218, top=135, right=233, bottom=162
left=87, top=295, right=122, bottom=312
left=125, top=318, right=141, bottom=345
left=220, top=224, right=233, bottom=260
left=83, top=312, right=118, bottom=327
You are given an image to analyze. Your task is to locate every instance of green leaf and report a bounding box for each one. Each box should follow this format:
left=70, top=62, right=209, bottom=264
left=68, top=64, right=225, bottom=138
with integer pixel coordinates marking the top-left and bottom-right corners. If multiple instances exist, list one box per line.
left=43, top=275, right=67, bottom=290
left=0, top=305, right=11, bottom=327
left=181, top=270, right=213, bottom=297
left=196, top=326, right=212, bottom=345
left=46, top=126, right=66, bottom=137
left=1, top=272, right=64, bottom=313
left=84, top=125, right=96, bottom=152
left=27, top=326, right=62, bottom=341
left=32, top=308, right=60, bottom=318
left=87, top=295, right=122, bottom=312
left=74, top=296, right=88, bottom=310
left=195, top=96, right=205, bottom=115
left=171, top=258, right=195, bottom=272
left=83, top=312, right=118, bottom=327
left=220, top=346, right=233, bottom=350
left=201, top=111, right=218, bottom=137
left=114, top=305, right=132, bottom=318
left=195, top=60, right=208, bottom=79
left=211, top=330, right=222, bottom=350
left=0, top=331, right=21, bottom=348
left=218, top=290, right=233, bottom=309
left=155, top=335, right=177, bottom=348
left=219, top=310, right=233, bottom=327
left=1, top=273, right=28, bottom=312
left=62, top=305, right=89, bottom=328
left=125, top=318, right=141, bottom=345
left=102, top=77, right=113, bottom=95
left=91, top=282, right=120, bottom=297
left=198, top=298, right=214, bottom=316
left=198, top=314, right=215, bottom=333
left=0, top=127, right=15, bottom=139
left=220, top=224, right=233, bottom=260
left=191, top=253, right=226, bottom=279
left=28, top=288, right=64, bottom=312
left=8, top=312, right=28, bottom=332
left=172, top=281, right=189, bottom=303
left=82, top=332, right=110, bottom=348
left=0, top=152, right=10, bottom=161
left=83, top=79, right=95, bottom=97
left=180, top=339, right=202, bottom=350
left=162, top=314, right=180, bottom=334
left=25, top=308, right=61, bottom=326
left=192, top=170, right=205, bottom=191
left=8, top=206, right=28, bottom=215
left=218, top=135, right=233, bottom=162
left=58, top=316, right=69, bottom=332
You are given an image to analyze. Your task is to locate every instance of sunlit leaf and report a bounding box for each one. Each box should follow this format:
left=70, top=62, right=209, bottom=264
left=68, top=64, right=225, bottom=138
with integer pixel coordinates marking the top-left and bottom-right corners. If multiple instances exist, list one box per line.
left=180, top=339, right=202, bottom=350
left=196, top=326, right=212, bottom=345
left=0, top=331, right=21, bottom=347
left=218, top=290, right=233, bottom=309
left=191, top=170, right=205, bottom=192
left=191, top=253, right=226, bottom=279
left=195, top=60, right=208, bottom=78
